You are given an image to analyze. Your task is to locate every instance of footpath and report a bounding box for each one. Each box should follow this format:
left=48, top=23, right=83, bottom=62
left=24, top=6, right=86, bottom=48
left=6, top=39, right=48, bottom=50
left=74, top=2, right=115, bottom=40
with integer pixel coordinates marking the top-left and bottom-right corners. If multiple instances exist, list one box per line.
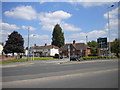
left=0, top=58, right=118, bottom=68
left=0, top=59, right=70, bottom=68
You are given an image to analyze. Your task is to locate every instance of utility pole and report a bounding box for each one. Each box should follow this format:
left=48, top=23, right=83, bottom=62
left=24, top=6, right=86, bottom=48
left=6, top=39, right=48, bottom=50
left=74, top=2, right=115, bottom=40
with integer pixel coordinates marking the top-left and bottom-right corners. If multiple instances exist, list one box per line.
left=107, top=5, right=114, bottom=57
left=86, top=35, right=88, bottom=57
left=27, top=27, right=30, bottom=61
left=86, top=36, right=88, bottom=45
left=32, top=34, right=36, bottom=61
left=68, top=45, right=70, bottom=61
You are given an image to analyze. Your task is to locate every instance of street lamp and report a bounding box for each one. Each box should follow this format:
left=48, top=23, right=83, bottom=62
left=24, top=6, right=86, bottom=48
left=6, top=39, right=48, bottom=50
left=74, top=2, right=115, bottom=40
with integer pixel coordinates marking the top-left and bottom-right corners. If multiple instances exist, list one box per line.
left=107, top=4, right=114, bottom=57
left=27, top=27, right=30, bottom=60
left=32, top=34, right=36, bottom=60
left=86, top=35, right=88, bottom=57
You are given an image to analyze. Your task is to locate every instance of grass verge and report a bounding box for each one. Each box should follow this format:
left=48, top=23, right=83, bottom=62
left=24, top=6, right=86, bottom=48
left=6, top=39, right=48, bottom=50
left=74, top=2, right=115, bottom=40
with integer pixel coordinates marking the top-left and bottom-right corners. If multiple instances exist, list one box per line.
left=0, top=57, right=56, bottom=64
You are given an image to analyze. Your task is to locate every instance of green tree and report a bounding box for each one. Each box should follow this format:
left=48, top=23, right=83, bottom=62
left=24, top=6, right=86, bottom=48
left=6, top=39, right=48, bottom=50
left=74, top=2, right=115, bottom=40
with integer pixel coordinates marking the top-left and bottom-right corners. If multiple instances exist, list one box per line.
left=111, top=38, right=120, bottom=57
left=3, top=31, right=24, bottom=56
left=52, top=24, right=65, bottom=48
left=87, top=41, right=98, bottom=55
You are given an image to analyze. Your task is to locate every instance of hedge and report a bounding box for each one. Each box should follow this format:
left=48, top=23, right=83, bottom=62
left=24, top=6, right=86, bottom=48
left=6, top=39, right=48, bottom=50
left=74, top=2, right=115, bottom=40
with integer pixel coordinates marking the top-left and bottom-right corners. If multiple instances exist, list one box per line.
left=82, top=56, right=117, bottom=60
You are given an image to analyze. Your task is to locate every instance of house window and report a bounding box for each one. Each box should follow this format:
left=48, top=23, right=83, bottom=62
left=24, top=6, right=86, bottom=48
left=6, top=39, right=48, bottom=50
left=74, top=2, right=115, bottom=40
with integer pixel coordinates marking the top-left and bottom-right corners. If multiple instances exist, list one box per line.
left=73, top=49, right=75, bottom=51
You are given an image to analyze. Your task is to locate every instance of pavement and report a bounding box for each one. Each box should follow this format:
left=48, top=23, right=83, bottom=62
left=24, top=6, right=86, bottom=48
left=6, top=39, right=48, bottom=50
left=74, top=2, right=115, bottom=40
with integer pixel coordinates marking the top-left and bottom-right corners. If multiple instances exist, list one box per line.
left=0, top=58, right=118, bottom=68
left=2, top=58, right=118, bottom=88
left=0, top=58, right=70, bottom=68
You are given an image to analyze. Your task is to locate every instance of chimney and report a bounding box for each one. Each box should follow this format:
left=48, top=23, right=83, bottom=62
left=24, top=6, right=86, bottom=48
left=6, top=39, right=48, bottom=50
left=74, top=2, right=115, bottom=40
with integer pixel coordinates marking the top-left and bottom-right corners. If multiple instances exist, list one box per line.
left=45, top=43, right=47, bottom=46
left=34, top=44, right=36, bottom=47
left=73, top=40, right=76, bottom=44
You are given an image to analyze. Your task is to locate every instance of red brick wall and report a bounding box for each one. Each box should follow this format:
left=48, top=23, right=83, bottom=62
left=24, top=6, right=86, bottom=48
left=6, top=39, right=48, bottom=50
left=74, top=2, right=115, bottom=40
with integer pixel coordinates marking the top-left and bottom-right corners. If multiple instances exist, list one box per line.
left=0, top=56, right=19, bottom=61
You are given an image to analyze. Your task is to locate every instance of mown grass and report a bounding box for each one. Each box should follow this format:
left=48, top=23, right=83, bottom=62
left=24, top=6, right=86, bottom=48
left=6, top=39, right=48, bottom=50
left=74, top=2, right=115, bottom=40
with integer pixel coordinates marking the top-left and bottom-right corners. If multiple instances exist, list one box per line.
left=0, top=57, right=56, bottom=64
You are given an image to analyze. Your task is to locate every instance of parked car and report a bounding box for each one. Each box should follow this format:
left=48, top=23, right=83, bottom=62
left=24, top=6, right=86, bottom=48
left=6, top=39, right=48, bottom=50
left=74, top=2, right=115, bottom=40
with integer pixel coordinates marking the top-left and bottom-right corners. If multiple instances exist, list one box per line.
left=70, top=55, right=81, bottom=61
left=53, top=54, right=63, bottom=59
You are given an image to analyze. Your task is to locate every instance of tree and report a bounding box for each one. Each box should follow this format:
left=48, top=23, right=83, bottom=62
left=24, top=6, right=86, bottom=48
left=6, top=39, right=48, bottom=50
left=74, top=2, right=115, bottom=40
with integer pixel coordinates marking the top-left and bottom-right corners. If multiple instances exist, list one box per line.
left=52, top=24, right=65, bottom=48
left=111, top=38, right=120, bottom=57
left=87, top=41, right=98, bottom=56
left=3, top=31, right=24, bottom=56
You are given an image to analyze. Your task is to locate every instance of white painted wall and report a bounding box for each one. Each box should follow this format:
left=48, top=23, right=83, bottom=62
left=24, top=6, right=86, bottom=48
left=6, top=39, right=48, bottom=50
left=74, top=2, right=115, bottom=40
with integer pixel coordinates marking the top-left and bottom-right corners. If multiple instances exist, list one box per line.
left=0, top=44, right=3, bottom=55
left=25, top=50, right=28, bottom=56
left=50, top=48, right=59, bottom=56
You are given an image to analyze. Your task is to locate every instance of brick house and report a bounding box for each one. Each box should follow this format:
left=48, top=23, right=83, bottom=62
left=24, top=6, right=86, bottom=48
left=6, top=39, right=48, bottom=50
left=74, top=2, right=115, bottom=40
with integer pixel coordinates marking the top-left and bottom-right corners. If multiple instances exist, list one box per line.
left=59, top=40, right=91, bottom=57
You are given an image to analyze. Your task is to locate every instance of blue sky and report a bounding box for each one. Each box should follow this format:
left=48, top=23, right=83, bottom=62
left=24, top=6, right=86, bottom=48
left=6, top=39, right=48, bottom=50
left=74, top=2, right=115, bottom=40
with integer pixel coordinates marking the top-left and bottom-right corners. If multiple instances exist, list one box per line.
left=1, top=2, right=118, bottom=47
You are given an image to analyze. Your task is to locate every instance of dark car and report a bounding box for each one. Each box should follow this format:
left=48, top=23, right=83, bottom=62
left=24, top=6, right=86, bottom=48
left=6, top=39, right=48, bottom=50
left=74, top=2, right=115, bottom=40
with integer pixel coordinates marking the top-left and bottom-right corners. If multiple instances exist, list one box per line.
left=53, top=54, right=63, bottom=59
left=70, top=55, right=81, bottom=61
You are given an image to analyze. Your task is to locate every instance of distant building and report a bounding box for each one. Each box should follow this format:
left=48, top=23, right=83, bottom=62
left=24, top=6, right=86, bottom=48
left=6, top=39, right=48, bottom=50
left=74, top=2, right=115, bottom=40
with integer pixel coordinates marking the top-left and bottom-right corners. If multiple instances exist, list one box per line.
left=59, top=40, right=91, bottom=57
left=29, top=44, right=59, bottom=57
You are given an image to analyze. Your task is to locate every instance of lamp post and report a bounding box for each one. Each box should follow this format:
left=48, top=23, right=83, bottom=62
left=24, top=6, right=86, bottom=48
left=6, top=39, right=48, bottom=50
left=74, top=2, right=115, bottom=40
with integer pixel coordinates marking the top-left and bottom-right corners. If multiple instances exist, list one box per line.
left=107, top=5, right=114, bottom=57
left=68, top=45, right=70, bottom=61
left=27, top=27, right=30, bottom=60
left=86, top=35, right=88, bottom=57
left=32, top=34, right=36, bottom=61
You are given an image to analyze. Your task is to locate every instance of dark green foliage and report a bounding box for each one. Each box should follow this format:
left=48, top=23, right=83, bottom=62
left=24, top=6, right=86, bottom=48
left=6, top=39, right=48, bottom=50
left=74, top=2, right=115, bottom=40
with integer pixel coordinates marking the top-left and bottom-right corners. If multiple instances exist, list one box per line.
left=87, top=41, right=98, bottom=55
left=52, top=24, right=65, bottom=48
left=111, top=38, right=120, bottom=57
left=3, top=31, right=24, bottom=55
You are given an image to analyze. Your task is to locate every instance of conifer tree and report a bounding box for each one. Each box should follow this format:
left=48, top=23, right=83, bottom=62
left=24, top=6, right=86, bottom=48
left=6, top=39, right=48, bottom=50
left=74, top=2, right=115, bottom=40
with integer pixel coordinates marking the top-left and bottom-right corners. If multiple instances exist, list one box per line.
left=52, top=24, right=65, bottom=48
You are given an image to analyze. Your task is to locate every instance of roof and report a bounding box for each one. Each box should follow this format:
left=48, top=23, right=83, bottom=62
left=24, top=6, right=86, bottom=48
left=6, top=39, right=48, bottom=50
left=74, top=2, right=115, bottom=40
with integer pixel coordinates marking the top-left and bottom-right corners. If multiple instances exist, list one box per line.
left=60, top=43, right=90, bottom=51
left=32, top=45, right=59, bottom=49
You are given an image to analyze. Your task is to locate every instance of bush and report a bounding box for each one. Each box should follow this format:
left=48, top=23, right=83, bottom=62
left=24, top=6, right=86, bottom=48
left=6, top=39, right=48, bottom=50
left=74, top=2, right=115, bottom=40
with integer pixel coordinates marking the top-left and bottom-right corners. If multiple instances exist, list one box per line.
left=82, top=56, right=117, bottom=60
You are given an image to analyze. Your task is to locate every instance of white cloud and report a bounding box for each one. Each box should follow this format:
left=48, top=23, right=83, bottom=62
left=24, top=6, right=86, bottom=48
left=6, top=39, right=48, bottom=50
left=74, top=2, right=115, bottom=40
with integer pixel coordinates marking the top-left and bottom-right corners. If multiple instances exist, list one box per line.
left=61, top=22, right=81, bottom=31
left=21, top=26, right=36, bottom=31
left=69, top=30, right=106, bottom=39
left=1, top=22, right=19, bottom=30
left=80, top=2, right=110, bottom=8
left=38, top=10, right=72, bottom=26
left=104, top=7, right=118, bottom=31
left=88, top=30, right=106, bottom=38
left=4, top=5, right=81, bottom=31
left=1, top=22, right=36, bottom=31
left=29, top=34, right=49, bottom=39
left=4, top=5, right=37, bottom=20
left=69, top=2, right=113, bottom=8
left=0, top=30, right=11, bottom=35
left=104, top=7, right=118, bottom=19
left=69, top=32, right=86, bottom=39
left=38, top=10, right=81, bottom=31
left=0, top=30, right=11, bottom=42
left=44, top=10, right=72, bottom=19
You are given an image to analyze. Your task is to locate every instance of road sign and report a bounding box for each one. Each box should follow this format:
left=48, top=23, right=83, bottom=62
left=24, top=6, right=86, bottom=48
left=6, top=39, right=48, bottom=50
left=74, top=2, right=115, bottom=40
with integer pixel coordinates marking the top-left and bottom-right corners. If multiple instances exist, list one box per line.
left=68, top=45, right=70, bottom=50
left=97, top=37, right=107, bottom=48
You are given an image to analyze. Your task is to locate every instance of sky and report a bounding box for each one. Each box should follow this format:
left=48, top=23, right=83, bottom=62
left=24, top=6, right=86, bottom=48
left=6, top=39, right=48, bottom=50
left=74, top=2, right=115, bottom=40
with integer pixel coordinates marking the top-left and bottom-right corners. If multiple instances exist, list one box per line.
left=1, top=1, right=119, bottom=47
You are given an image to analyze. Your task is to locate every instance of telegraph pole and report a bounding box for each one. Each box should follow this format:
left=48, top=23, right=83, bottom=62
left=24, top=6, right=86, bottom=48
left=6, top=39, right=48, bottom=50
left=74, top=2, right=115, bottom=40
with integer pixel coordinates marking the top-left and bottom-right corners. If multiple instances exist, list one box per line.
left=107, top=5, right=114, bottom=57
left=27, top=27, right=30, bottom=60
left=86, top=35, right=88, bottom=57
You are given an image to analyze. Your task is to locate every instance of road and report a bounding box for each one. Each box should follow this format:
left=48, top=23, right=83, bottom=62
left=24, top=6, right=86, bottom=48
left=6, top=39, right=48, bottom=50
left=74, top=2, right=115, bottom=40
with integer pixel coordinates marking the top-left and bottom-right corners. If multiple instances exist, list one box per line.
left=2, top=59, right=118, bottom=88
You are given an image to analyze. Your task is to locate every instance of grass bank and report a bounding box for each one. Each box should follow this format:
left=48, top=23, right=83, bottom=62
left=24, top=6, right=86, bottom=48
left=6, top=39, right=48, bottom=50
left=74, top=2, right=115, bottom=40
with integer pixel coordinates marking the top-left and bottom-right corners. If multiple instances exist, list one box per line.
left=0, top=57, right=56, bottom=64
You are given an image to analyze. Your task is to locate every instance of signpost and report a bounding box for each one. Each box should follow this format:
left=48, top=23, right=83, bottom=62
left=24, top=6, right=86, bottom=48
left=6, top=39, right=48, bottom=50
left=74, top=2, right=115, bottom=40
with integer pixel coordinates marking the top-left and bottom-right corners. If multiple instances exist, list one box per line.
left=97, top=37, right=107, bottom=56
left=68, top=45, right=70, bottom=61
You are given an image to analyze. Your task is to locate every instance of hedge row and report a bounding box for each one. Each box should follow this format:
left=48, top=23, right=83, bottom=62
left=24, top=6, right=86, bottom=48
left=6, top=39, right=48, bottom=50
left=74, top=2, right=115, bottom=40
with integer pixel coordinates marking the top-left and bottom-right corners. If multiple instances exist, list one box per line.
left=82, top=56, right=117, bottom=60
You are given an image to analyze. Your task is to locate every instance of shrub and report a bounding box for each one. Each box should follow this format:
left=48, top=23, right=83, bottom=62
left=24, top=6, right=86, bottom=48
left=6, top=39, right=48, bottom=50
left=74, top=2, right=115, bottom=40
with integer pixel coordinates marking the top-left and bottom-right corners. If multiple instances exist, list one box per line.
left=82, top=56, right=117, bottom=60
